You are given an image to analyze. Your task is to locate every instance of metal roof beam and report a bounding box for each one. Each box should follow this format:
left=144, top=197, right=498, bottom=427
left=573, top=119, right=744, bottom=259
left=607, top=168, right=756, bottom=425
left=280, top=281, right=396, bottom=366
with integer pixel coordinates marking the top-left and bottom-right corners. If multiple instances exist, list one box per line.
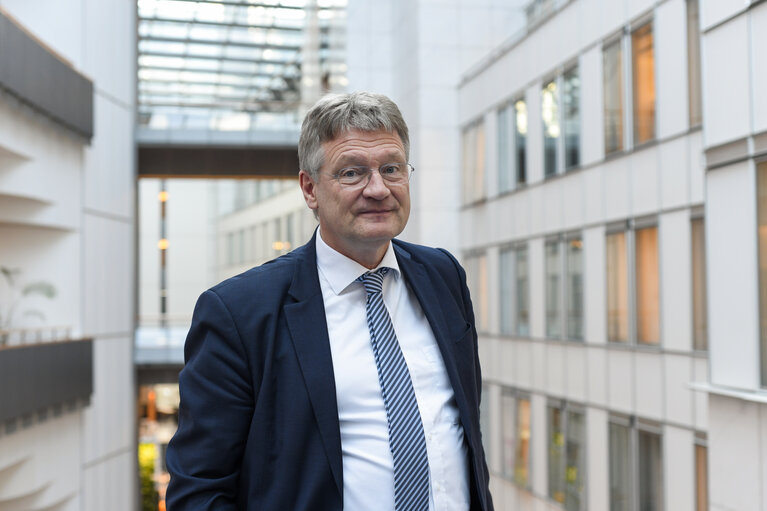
left=140, top=16, right=303, bottom=32
left=139, top=50, right=297, bottom=66
left=140, top=35, right=301, bottom=51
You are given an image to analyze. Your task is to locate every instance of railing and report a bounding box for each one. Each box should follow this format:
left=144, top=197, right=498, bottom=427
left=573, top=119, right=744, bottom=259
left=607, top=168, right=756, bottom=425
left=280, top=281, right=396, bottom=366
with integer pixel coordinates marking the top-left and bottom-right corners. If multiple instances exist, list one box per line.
left=0, top=325, right=74, bottom=347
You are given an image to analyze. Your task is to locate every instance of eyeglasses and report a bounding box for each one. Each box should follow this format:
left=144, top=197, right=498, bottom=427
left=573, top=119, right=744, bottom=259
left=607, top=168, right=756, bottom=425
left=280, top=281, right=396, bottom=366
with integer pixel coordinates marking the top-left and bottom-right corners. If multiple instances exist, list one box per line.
left=330, top=163, right=415, bottom=188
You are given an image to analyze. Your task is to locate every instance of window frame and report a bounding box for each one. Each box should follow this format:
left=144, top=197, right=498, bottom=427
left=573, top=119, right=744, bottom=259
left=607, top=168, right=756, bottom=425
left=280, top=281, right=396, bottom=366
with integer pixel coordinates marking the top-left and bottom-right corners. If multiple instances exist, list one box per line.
left=542, top=62, right=581, bottom=179
left=606, top=219, right=661, bottom=347
left=546, top=233, right=585, bottom=341
left=547, top=399, right=587, bottom=511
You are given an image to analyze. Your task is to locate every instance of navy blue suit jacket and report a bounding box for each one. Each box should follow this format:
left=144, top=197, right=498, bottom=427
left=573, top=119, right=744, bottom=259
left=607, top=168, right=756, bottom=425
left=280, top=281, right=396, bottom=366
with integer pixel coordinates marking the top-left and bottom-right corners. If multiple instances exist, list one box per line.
left=166, top=233, right=494, bottom=510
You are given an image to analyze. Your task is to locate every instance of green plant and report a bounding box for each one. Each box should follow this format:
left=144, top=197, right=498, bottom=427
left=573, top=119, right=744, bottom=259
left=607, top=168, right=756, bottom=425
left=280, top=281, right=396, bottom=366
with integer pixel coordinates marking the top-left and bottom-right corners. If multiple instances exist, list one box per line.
left=138, top=443, right=160, bottom=511
left=0, top=266, right=56, bottom=345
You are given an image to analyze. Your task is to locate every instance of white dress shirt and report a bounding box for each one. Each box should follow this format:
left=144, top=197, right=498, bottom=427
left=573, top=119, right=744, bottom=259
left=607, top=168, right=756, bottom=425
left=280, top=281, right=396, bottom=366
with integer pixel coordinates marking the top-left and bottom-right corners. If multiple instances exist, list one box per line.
left=316, top=230, right=470, bottom=511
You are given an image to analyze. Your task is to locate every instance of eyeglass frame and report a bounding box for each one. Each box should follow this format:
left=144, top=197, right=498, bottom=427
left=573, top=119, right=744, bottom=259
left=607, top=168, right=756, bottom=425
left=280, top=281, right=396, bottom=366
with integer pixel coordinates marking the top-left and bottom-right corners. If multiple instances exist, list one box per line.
left=326, top=163, right=415, bottom=189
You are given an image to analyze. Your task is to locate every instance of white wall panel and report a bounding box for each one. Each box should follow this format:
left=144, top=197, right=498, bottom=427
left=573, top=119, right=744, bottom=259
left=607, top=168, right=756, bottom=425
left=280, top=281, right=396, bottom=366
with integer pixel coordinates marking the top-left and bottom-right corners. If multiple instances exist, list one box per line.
left=545, top=343, right=565, bottom=397
left=706, top=161, right=759, bottom=389
left=708, top=395, right=760, bottom=511
left=693, top=358, right=709, bottom=430
left=82, top=336, right=135, bottom=463
left=580, top=47, right=605, bottom=166
left=700, top=0, right=745, bottom=31
left=583, top=226, right=606, bottom=344
left=634, top=351, right=664, bottom=420
left=83, top=215, right=133, bottom=337
left=702, top=16, right=750, bottom=147
left=586, top=407, right=609, bottom=511
left=531, top=393, right=547, bottom=496
left=660, top=209, right=692, bottom=351
left=751, top=3, right=767, bottom=134
left=564, top=344, right=587, bottom=402
left=607, top=349, right=634, bottom=413
left=664, top=354, right=694, bottom=426
left=562, top=172, right=585, bottom=232
left=82, top=0, right=135, bottom=105
left=83, top=94, right=135, bottom=219
left=586, top=346, right=608, bottom=405
left=532, top=339, right=547, bottom=392
left=603, top=157, right=631, bottom=221
left=655, top=0, right=689, bottom=139
left=514, top=340, right=534, bottom=388
left=687, top=131, right=705, bottom=204
left=629, top=146, right=660, bottom=216
left=664, top=425, right=695, bottom=511
left=659, top=136, right=690, bottom=210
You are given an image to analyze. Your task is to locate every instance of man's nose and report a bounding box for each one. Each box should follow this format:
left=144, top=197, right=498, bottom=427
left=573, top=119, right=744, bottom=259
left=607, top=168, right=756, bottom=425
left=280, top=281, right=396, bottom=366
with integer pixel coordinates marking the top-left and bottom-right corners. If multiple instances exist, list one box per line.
left=361, top=170, right=391, bottom=199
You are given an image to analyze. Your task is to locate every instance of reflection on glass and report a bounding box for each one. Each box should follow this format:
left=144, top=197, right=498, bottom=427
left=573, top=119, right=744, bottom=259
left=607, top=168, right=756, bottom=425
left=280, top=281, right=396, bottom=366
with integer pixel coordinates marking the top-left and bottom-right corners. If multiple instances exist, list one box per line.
left=603, top=40, right=623, bottom=154
left=691, top=218, right=707, bottom=350
left=564, top=67, right=580, bottom=170
left=498, top=105, right=511, bottom=193
left=516, top=246, right=530, bottom=336
left=687, top=0, right=702, bottom=126
left=548, top=406, right=565, bottom=503
left=515, top=398, right=531, bottom=487
left=501, top=390, right=516, bottom=479
left=500, top=248, right=515, bottom=335
left=632, top=23, right=656, bottom=145
left=565, top=410, right=585, bottom=511
left=567, top=238, right=584, bottom=340
left=635, top=226, right=659, bottom=344
left=607, top=232, right=628, bottom=342
left=542, top=79, right=559, bottom=177
left=638, top=429, right=664, bottom=511
left=758, top=163, right=767, bottom=386
left=515, top=99, right=527, bottom=184
left=546, top=241, right=562, bottom=337
left=609, top=422, right=631, bottom=511
left=695, top=443, right=708, bottom=511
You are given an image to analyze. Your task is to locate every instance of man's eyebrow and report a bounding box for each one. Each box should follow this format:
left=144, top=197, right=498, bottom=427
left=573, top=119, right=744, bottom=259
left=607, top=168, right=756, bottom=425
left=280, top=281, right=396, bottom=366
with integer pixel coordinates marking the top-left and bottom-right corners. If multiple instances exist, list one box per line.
left=336, top=151, right=406, bottom=167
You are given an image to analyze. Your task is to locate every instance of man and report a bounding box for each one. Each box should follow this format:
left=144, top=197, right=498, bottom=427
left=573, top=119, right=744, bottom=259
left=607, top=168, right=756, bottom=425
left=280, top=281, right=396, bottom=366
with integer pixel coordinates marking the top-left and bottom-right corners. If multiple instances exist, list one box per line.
left=166, top=92, right=493, bottom=510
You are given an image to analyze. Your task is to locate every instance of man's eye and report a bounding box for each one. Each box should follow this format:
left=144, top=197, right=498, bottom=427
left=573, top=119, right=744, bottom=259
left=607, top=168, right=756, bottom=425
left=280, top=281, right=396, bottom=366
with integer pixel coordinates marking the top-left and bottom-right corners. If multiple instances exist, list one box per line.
left=340, top=168, right=363, bottom=178
left=381, top=164, right=400, bottom=175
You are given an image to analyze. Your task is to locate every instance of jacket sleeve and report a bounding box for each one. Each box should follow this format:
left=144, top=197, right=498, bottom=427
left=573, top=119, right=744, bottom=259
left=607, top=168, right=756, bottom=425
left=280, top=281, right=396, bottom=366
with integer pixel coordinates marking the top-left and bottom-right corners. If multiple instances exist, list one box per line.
left=165, top=289, right=255, bottom=510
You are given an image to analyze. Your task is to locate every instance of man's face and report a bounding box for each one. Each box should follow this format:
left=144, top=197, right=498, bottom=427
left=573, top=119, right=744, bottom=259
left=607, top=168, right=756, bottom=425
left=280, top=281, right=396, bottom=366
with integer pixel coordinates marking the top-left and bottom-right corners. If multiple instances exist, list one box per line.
left=299, top=129, right=411, bottom=264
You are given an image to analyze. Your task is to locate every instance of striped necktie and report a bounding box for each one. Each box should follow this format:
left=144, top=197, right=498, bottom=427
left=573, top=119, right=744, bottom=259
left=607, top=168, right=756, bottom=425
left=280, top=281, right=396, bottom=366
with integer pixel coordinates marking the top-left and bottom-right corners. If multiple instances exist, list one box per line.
left=358, top=268, right=429, bottom=511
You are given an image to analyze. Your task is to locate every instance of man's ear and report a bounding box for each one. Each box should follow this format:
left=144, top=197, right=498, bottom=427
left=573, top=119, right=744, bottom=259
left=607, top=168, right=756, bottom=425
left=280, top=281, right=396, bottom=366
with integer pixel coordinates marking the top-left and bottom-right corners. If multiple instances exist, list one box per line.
left=299, top=170, right=319, bottom=210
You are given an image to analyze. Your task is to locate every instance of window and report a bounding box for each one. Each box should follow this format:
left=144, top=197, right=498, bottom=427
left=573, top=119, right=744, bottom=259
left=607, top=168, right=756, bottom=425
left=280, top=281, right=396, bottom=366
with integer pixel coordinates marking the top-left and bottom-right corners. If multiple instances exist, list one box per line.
left=515, top=395, right=531, bottom=487
left=500, top=245, right=529, bottom=336
left=567, top=237, right=584, bottom=339
left=542, top=67, right=580, bottom=177
left=687, top=0, right=702, bottom=126
left=501, top=388, right=532, bottom=488
left=563, top=67, right=581, bottom=170
left=499, top=97, right=527, bottom=192
left=603, top=39, right=624, bottom=154
left=515, top=99, right=528, bottom=185
left=498, top=105, right=511, bottom=193
left=547, top=236, right=584, bottom=340
left=542, top=78, right=559, bottom=177
left=501, top=388, right=516, bottom=479
left=546, top=240, right=562, bottom=337
left=465, top=253, right=489, bottom=333
left=462, top=120, right=486, bottom=204
left=609, top=416, right=664, bottom=511
left=607, top=230, right=629, bottom=342
left=607, top=223, right=660, bottom=345
left=758, top=162, right=767, bottom=386
left=635, top=226, right=659, bottom=344
left=695, top=434, right=708, bottom=511
left=691, top=217, right=707, bottom=350
left=632, top=23, right=656, bottom=145
left=548, top=401, right=586, bottom=510
left=516, top=246, right=530, bottom=336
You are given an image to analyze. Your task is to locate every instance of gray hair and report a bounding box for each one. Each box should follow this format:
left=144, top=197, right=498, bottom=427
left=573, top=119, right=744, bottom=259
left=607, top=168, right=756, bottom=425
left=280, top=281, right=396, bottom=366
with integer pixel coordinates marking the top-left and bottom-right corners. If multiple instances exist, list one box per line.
left=298, top=92, right=410, bottom=179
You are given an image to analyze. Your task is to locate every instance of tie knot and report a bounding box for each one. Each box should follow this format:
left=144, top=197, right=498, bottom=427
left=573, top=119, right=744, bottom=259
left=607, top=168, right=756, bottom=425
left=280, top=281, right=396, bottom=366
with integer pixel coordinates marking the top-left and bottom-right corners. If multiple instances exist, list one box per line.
left=358, top=267, right=389, bottom=296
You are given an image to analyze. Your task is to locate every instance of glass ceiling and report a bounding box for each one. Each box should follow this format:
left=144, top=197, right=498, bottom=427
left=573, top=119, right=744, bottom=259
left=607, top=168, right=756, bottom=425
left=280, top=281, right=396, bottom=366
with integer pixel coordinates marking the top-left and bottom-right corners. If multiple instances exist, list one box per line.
left=138, top=0, right=347, bottom=133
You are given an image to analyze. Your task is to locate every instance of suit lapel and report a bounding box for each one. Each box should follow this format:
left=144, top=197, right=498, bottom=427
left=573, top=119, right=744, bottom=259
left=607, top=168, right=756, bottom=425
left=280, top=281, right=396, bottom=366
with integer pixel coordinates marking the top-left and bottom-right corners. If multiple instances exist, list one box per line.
left=283, top=235, right=343, bottom=497
left=393, top=244, right=475, bottom=442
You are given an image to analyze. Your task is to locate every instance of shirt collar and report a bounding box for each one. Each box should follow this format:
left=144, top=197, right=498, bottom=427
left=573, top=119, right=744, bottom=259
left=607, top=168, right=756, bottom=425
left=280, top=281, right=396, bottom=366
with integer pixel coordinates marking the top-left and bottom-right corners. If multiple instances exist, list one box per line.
left=316, top=228, right=400, bottom=295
